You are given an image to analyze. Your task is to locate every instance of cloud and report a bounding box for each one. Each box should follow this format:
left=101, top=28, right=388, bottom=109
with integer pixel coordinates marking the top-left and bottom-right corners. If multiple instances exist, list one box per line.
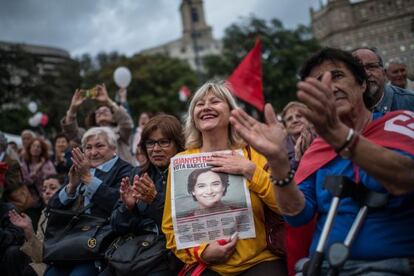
left=0, top=0, right=320, bottom=57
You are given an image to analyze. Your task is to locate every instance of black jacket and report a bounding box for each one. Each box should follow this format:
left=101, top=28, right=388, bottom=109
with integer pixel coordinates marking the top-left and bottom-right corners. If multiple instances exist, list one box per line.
left=110, top=165, right=168, bottom=235
left=0, top=202, right=25, bottom=257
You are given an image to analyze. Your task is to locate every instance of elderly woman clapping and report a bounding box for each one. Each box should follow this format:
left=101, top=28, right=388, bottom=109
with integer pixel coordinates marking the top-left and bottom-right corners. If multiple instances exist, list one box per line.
left=46, top=127, right=132, bottom=276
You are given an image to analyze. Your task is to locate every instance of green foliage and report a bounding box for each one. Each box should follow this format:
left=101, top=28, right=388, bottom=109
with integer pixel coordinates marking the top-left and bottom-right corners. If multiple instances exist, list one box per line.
left=0, top=44, right=80, bottom=135
left=203, top=16, right=320, bottom=111
left=80, top=54, right=198, bottom=122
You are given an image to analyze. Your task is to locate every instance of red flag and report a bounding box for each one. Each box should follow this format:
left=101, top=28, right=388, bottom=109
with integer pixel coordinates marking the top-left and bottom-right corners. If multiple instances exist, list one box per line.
left=228, top=39, right=264, bottom=111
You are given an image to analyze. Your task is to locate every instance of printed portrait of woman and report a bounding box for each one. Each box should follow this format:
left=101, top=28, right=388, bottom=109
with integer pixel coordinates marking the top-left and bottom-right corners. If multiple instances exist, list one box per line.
left=187, top=168, right=232, bottom=215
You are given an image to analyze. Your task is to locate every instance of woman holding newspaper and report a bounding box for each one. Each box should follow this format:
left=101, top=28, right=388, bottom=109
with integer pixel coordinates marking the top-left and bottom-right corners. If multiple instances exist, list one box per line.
left=162, top=80, right=287, bottom=275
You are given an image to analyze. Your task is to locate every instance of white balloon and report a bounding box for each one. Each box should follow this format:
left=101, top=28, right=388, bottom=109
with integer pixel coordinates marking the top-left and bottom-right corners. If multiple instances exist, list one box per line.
left=27, top=101, right=38, bottom=113
left=28, top=117, right=36, bottom=127
left=113, top=67, right=132, bottom=88
left=32, top=112, right=42, bottom=126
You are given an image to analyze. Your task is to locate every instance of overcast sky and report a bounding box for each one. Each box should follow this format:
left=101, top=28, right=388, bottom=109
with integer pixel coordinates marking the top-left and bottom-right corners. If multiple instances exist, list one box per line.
left=0, top=0, right=322, bottom=58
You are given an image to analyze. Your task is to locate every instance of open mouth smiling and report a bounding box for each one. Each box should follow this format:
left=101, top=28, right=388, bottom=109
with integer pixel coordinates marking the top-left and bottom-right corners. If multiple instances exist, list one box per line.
left=200, top=113, right=217, bottom=120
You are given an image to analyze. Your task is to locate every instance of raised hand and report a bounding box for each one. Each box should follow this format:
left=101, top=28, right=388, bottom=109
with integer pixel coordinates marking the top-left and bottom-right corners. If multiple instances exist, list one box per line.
left=119, top=177, right=136, bottom=211
left=296, top=72, right=341, bottom=143
left=294, top=127, right=316, bottom=161
left=117, top=88, right=127, bottom=103
left=201, top=236, right=238, bottom=264
left=95, top=84, right=111, bottom=104
left=209, top=151, right=256, bottom=181
left=67, top=164, right=81, bottom=193
left=132, top=173, right=157, bottom=204
left=71, top=147, right=92, bottom=183
left=230, top=104, right=287, bottom=162
left=68, top=89, right=86, bottom=113
left=9, top=210, right=34, bottom=240
left=33, top=157, right=46, bottom=174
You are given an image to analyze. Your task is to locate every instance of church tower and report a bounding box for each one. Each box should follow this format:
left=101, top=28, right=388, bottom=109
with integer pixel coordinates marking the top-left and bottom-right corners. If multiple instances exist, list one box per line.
left=180, top=0, right=213, bottom=42
left=139, top=0, right=222, bottom=72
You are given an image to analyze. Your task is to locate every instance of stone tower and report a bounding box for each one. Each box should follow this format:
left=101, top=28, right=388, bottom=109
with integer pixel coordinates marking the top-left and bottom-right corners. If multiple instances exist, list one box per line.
left=140, top=0, right=222, bottom=72
left=180, top=0, right=213, bottom=42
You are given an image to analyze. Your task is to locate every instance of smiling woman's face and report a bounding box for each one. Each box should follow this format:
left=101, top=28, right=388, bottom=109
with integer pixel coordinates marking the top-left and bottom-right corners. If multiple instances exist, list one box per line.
left=192, top=170, right=225, bottom=209
left=193, top=92, right=231, bottom=133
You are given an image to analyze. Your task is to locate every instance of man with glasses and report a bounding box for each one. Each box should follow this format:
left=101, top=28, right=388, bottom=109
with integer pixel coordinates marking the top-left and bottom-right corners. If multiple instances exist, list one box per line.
left=352, top=47, right=414, bottom=113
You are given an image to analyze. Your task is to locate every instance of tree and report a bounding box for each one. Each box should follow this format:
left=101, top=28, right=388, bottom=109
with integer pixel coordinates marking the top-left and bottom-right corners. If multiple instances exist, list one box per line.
left=80, top=53, right=198, bottom=123
left=0, top=44, right=80, bottom=135
left=203, top=16, right=320, bottom=111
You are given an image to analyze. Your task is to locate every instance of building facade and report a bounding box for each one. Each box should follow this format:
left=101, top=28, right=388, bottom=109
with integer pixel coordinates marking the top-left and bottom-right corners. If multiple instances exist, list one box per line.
left=139, top=0, right=222, bottom=72
left=310, top=0, right=414, bottom=75
left=0, top=41, right=75, bottom=79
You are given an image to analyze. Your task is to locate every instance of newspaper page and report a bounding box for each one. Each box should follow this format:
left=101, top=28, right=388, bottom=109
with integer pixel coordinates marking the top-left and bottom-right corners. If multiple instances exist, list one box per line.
left=170, top=151, right=256, bottom=250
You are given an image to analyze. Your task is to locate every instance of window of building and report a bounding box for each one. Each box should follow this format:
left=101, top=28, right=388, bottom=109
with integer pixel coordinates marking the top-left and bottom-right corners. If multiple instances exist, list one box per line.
left=191, top=7, right=199, bottom=23
left=400, top=45, right=406, bottom=52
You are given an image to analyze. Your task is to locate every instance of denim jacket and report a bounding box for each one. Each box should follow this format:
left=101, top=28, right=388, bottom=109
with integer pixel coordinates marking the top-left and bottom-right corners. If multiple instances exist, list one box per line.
left=373, top=84, right=414, bottom=113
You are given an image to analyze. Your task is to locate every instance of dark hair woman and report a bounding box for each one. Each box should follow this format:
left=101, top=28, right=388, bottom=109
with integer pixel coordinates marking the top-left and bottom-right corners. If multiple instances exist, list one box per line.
left=105, top=114, right=185, bottom=276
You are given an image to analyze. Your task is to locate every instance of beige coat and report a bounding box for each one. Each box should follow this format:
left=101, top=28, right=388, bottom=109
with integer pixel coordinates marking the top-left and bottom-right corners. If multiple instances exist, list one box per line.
left=60, top=106, right=136, bottom=165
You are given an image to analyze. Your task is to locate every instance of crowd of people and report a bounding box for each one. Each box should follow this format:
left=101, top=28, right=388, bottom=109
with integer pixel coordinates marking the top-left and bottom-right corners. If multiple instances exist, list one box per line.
left=0, top=46, right=413, bottom=276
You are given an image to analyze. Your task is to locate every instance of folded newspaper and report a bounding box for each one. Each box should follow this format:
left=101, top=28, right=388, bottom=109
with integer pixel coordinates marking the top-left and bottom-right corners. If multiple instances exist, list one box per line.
left=170, top=151, right=256, bottom=250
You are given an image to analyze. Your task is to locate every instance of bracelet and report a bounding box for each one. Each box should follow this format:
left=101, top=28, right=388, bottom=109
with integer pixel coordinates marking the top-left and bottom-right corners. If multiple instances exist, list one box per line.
left=270, top=169, right=296, bottom=187
left=339, top=133, right=360, bottom=159
left=335, top=128, right=354, bottom=154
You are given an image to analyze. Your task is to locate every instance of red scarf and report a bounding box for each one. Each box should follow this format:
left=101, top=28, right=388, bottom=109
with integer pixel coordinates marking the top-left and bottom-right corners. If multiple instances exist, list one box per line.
left=286, top=110, right=414, bottom=275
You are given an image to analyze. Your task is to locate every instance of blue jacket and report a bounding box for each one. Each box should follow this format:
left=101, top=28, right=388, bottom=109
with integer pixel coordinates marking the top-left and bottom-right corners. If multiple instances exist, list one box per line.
left=373, top=84, right=414, bottom=113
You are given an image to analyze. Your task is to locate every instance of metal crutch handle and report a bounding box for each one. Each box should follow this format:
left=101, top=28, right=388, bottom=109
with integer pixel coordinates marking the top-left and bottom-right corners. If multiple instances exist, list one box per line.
left=326, top=186, right=388, bottom=276
left=304, top=176, right=357, bottom=276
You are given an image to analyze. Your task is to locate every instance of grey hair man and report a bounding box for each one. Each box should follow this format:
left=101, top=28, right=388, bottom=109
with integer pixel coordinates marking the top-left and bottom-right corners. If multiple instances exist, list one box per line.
left=351, top=47, right=414, bottom=113
left=385, top=58, right=414, bottom=90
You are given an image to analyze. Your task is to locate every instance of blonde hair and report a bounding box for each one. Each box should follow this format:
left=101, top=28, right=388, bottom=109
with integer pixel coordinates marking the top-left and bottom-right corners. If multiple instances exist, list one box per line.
left=184, top=80, right=244, bottom=149
left=281, top=101, right=307, bottom=126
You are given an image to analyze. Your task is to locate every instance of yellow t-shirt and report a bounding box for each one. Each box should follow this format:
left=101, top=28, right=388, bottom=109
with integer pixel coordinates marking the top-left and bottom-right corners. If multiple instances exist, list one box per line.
left=162, top=147, right=280, bottom=275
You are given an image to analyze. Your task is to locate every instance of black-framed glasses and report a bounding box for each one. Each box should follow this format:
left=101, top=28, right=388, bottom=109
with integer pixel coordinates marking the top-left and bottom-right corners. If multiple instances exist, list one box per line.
left=363, top=62, right=382, bottom=71
left=145, top=139, right=171, bottom=149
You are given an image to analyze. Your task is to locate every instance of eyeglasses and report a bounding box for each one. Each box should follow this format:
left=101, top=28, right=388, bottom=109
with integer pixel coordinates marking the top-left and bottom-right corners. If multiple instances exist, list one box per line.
left=363, top=62, right=382, bottom=71
left=95, top=109, right=112, bottom=116
left=145, top=139, right=171, bottom=149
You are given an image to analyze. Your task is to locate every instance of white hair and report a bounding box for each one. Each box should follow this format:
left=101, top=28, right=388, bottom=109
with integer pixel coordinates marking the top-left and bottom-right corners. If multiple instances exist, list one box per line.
left=385, top=58, right=406, bottom=70
left=81, top=127, right=117, bottom=149
left=21, top=129, right=36, bottom=138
